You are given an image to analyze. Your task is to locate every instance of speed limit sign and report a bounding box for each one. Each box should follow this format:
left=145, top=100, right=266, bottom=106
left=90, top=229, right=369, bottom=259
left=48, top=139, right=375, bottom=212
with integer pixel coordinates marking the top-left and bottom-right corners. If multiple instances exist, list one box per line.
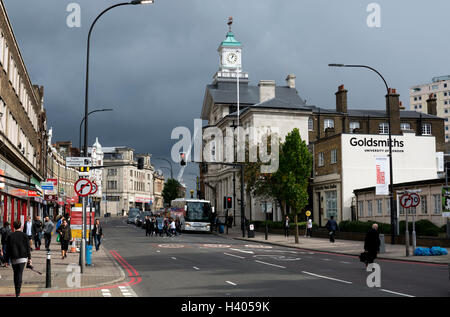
left=409, top=193, right=420, bottom=207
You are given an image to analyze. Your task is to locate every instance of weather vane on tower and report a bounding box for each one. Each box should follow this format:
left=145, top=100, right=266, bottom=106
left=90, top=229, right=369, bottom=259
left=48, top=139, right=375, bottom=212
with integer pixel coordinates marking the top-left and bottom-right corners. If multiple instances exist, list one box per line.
left=227, top=16, right=233, bottom=32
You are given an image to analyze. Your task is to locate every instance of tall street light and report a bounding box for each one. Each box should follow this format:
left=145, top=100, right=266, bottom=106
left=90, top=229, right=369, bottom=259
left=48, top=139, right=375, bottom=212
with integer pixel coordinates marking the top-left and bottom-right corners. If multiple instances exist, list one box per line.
left=328, top=63, right=397, bottom=245
left=79, top=108, right=113, bottom=156
left=80, top=0, right=154, bottom=273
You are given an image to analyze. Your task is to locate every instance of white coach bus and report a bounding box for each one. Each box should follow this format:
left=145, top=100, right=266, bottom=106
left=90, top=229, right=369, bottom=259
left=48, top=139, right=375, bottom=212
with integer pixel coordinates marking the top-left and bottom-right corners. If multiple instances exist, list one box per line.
left=170, top=199, right=214, bottom=232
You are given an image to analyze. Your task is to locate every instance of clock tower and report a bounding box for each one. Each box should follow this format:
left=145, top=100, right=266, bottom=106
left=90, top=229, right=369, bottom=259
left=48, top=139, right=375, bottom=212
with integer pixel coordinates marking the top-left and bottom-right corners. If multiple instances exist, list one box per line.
left=214, top=17, right=248, bottom=82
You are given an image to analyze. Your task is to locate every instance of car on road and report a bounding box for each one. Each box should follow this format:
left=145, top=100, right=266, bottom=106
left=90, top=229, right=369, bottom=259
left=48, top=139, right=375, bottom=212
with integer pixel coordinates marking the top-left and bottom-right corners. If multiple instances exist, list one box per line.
left=127, top=208, right=140, bottom=224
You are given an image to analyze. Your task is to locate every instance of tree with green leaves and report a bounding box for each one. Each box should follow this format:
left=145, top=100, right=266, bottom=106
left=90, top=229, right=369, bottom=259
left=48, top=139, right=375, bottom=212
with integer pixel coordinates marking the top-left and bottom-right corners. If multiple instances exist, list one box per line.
left=277, top=128, right=313, bottom=243
left=162, top=178, right=182, bottom=207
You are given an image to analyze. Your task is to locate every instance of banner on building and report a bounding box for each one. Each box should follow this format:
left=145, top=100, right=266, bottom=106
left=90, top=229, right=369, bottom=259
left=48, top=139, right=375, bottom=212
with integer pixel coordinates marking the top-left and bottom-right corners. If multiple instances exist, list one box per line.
left=375, top=157, right=389, bottom=195
left=442, top=187, right=450, bottom=217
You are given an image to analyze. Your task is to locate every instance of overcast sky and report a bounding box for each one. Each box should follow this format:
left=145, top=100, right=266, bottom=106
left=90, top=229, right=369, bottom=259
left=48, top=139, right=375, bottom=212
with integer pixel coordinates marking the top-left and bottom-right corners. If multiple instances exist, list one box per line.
left=4, top=0, right=450, bottom=191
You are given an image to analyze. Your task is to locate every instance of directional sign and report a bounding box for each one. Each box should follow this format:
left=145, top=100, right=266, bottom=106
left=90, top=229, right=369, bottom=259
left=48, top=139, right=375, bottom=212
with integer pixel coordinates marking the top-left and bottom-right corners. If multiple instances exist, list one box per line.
left=90, top=181, right=98, bottom=195
left=400, top=194, right=412, bottom=209
left=74, top=178, right=92, bottom=197
left=66, top=157, right=92, bottom=167
left=409, top=193, right=420, bottom=208
left=40, top=182, right=54, bottom=190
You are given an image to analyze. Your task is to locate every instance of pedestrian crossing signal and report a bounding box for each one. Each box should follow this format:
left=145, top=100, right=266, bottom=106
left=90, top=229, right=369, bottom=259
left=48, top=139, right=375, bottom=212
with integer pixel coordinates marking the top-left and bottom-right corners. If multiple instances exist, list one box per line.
left=224, top=196, right=232, bottom=209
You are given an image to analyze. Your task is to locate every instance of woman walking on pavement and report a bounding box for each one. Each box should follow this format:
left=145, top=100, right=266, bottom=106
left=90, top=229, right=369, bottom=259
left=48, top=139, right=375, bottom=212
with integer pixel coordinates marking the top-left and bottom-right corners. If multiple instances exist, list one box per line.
left=92, top=219, right=103, bottom=251
left=5, top=221, right=31, bottom=297
left=1, top=222, right=11, bottom=267
left=57, top=219, right=71, bottom=259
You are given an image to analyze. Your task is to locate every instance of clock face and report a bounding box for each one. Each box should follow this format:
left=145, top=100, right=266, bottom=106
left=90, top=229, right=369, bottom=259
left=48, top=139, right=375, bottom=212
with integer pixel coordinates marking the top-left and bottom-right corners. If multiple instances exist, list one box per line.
left=226, top=52, right=238, bottom=64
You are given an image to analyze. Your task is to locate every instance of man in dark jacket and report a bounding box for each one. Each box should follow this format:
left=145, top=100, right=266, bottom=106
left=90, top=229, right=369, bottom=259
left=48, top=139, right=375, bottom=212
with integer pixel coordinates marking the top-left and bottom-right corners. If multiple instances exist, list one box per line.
left=363, top=223, right=380, bottom=267
left=32, top=216, right=43, bottom=251
left=1, top=222, right=11, bottom=266
left=43, top=217, right=54, bottom=251
left=5, top=221, right=31, bottom=297
left=325, top=216, right=339, bottom=243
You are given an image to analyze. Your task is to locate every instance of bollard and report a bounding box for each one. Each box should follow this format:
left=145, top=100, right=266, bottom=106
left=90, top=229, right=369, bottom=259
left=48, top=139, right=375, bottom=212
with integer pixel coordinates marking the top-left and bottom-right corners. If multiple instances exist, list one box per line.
left=46, top=251, right=51, bottom=288
left=379, top=234, right=386, bottom=254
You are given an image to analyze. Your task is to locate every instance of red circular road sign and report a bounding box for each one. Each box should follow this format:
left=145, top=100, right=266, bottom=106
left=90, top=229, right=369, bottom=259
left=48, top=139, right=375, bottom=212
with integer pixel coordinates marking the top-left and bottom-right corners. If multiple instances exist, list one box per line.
left=400, top=194, right=412, bottom=209
left=409, top=193, right=420, bottom=207
left=74, top=178, right=92, bottom=197
left=90, top=181, right=98, bottom=195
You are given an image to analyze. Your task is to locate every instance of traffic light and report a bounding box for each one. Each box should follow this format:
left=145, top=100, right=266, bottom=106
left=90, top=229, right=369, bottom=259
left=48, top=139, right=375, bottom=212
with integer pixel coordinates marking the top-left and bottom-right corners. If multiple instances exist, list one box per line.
left=224, top=196, right=232, bottom=209
left=180, top=152, right=186, bottom=166
left=137, top=157, right=144, bottom=170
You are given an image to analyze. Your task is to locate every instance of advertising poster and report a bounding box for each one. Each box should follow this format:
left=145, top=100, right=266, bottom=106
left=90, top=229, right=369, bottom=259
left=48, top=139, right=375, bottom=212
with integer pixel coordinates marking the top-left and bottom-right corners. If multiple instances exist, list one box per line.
left=375, top=157, right=389, bottom=195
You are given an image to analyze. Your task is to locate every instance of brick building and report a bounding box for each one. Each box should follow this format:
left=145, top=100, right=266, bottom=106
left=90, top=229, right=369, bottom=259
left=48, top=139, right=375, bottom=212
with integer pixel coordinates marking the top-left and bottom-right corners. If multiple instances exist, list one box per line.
left=0, top=0, right=48, bottom=226
left=310, top=85, right=444, bottom=226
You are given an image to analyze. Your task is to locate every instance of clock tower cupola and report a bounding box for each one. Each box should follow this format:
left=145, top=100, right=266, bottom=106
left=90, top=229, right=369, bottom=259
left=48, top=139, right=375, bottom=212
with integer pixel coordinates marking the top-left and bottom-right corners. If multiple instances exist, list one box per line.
left=214, top=17, right=248, bottom=82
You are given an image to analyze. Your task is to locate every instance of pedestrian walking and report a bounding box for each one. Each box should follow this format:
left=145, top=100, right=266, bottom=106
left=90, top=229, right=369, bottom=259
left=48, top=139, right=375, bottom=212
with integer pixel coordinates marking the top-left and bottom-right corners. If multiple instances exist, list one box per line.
left=1, top=222, right=11, bottom=267
left=156, top=215, right=164, bottom=237
left=169, top=218, right=177, bottom=237
left=175, top=217, right=182, bottom=235
left=56, top=219, right=71, bottom=259
left=306, top=218, right=313, bottom=237
left=362, top=223, right=380, bottom=267
left=43, top=217, right=54, bottom=251
left=92, top=219, right=103, bottom=251
left=284, top=216, right=290, bottom=238
left=5, top=221, right=31, bottom=297
left=325, top=216, right=339, bottom=243
left=23, top=216, right=33, bottom=251
left=32, top=216, right=43, bottom=250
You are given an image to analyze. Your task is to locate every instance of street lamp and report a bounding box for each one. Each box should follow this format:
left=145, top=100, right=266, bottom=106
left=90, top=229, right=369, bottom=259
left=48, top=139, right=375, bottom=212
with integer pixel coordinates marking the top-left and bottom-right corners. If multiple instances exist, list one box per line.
left=328, top=63, right=396, bottom=244
left=79, top=109, right=113, bottom=156
left=81, top=0, right=154, bottom=273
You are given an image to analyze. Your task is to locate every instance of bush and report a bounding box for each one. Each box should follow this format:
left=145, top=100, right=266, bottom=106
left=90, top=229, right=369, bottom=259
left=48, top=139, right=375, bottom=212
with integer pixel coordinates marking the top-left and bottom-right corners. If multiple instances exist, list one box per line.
left=338, top=220, right=391, bottom=234
left=399, top=219, right=440, bottom=237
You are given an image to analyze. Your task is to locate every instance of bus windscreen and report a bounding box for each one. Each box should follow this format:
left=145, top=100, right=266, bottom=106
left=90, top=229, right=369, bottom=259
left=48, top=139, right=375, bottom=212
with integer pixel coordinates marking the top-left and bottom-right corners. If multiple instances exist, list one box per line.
left=185, top=202, right=211, bottom=222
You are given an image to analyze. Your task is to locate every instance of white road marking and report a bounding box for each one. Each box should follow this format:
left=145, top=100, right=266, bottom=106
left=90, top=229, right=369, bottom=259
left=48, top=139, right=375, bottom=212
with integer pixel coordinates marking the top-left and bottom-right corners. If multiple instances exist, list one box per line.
left=156, top=250, right=161, bottom=253
left=193, top=266, right=200, bottom=270
left=171, top=257, right=177, bottom=260
left=101, top=289, right=112, bottom=297
left=322, top=258, right=331, bottom=261
left=119, top=285, right=138, bottom=297
left=223, top=253, right=246, bottom=259
left=301, top=271, right=352, bottom=284
left=255, top=260, right=286, bottom=269
left=380, top=289, right=415, bottom=297
left=230, top=248, right=254, bottom=254
left=226, top=281, right=237, bottom=286
left=340, top=261, right=351, bottom=264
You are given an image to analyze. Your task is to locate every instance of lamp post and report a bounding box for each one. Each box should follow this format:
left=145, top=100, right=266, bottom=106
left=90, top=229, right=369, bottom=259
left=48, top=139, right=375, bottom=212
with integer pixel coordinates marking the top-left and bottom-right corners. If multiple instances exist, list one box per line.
left=80, top=0, right=154, bottom=273
left=79, top=109, right=113, bottom=156
left=328, top=63, right=397, bottom=244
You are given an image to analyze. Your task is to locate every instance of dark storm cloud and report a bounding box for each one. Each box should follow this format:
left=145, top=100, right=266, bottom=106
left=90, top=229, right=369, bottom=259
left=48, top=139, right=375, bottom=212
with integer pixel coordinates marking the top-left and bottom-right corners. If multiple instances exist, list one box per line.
left=3, top=0, right=450, bottom=190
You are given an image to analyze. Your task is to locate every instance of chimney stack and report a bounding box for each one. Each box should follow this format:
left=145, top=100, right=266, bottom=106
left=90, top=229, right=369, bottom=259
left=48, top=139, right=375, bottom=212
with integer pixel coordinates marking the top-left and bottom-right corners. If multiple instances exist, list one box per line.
left=335, top=84, right=348, bottom=113
left=258, top=80, right=276, bottom=103
left=286, top=74, right=296, bottom=89
left=399, top=101, right=405, bottom=110
left=426, top=93, right=437, bottom=115
left=386, top=88, right=401, bottom=135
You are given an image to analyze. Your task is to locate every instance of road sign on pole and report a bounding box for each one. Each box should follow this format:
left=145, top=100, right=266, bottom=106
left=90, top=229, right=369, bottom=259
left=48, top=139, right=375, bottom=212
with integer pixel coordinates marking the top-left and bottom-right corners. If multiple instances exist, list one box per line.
left=74, top=178, right=93, bottom=197
left=89, top=181, right=98, bottom=195
left=409, top=193, right=420, bottom=208
left=400, top=194, right=412, bottom=209
left=66, top=157, right=92, bottom=167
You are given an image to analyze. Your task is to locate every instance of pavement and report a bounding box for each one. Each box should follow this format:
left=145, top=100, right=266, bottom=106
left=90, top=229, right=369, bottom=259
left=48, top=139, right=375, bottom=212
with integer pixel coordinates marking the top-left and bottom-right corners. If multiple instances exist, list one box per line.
left=214, top=226, right=450, bottom=265
left=0, top=233, right=128, bottom=297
